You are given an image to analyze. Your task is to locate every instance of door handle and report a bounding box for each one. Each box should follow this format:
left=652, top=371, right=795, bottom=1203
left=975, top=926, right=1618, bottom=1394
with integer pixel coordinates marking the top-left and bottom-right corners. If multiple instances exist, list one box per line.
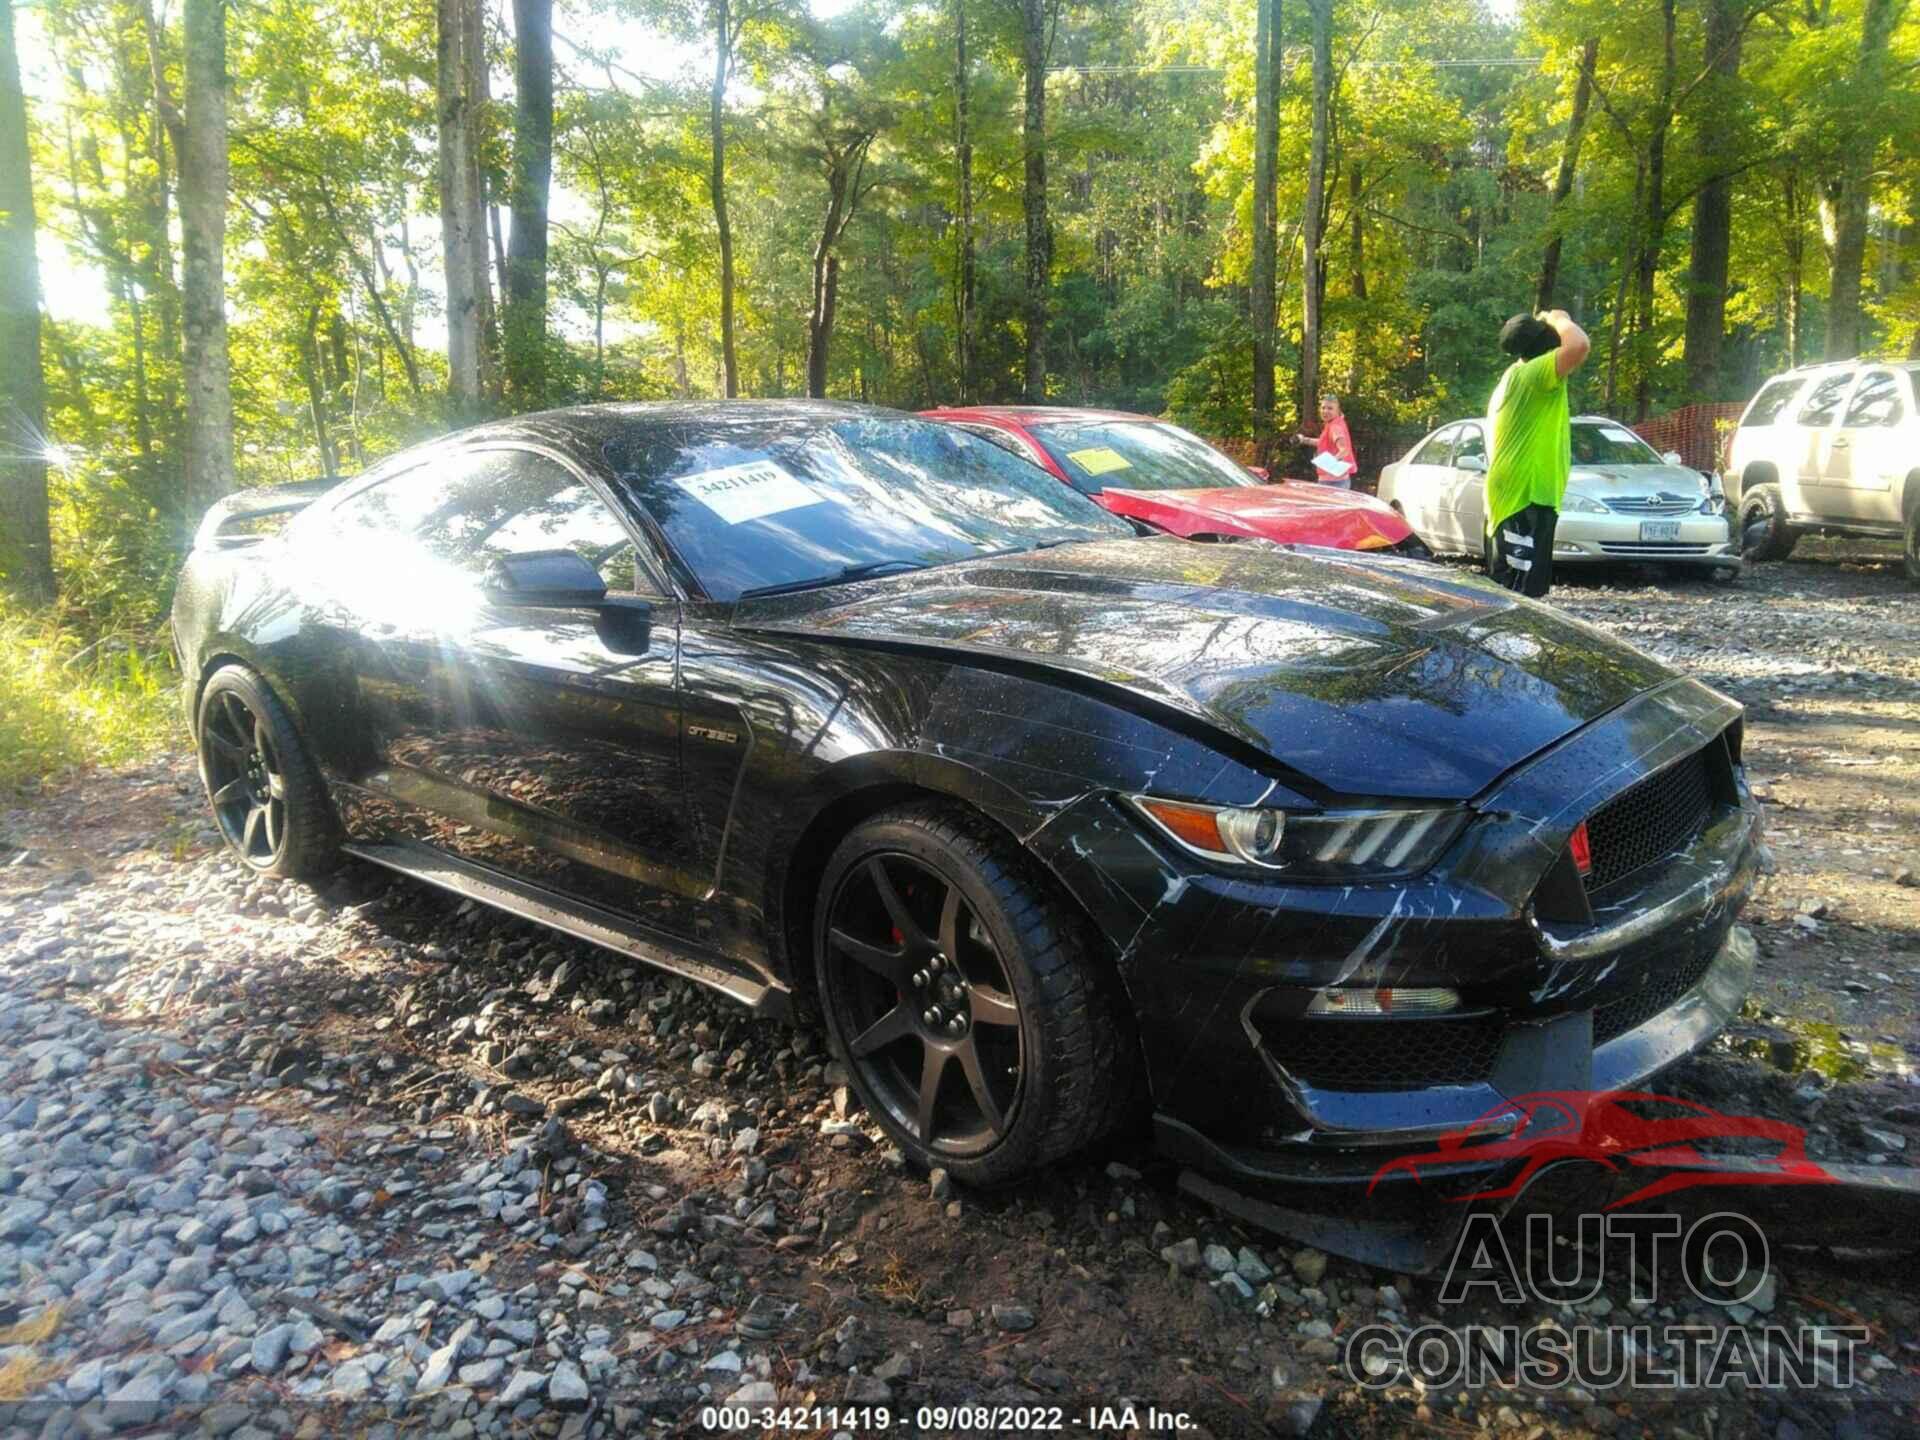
left=1830, top=437, right=1850, bottom=448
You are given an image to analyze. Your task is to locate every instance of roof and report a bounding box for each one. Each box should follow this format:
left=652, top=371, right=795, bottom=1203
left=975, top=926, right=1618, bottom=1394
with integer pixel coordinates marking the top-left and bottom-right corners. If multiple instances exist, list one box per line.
left=922, top=405, right=1158, bottom=427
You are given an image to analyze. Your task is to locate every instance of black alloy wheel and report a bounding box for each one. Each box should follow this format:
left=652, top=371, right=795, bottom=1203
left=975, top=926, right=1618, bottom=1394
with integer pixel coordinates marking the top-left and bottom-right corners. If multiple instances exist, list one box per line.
left=202, top=687, right=288, bottom=866
left=814, top=806, right=1124, bottom=1185
left=823, top=851, right=1025, bottom=1157
left=196, top=664, right=340, bottom=880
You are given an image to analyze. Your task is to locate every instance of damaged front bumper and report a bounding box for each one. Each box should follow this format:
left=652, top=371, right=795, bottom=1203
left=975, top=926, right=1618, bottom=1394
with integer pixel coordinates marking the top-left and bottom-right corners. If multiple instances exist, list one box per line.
left=1030, top=677, right=1761, bottom=1196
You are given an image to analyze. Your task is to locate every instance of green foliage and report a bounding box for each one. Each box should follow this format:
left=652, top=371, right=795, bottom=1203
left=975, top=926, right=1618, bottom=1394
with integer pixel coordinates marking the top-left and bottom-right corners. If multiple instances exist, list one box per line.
left=0, top=604, right=179, bottom=793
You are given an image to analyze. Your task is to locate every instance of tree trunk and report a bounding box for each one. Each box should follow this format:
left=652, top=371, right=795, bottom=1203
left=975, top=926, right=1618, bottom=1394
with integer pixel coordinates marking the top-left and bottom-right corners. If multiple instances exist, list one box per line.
left=1604, top=157, right=1647, bottom=415
left=301, top=307, right=339, bottom=477
left=1631, top=0, right=1676, bottom=421
left=807, top=255, right=840, bottom=398
left=953, top=0, right=975, bottom=402
left=0, top=0, right=53, bottom=603
left=1299, top=0, right=1333, bottom=426
left=1782, top=169, right=1805, bottom=367
left=1682, top=2, right=1741, bottom=401
left=437, top=0, right=492, bottom=419
left=711, top=0, right=739, bottom=397
left=180, top=0, right=234, bottom=517
left=1347, top=164, right=1366, bottom=302
left=505, top=0, right=553, bottom=407
left=1019, top=0, right=1050, bottom=401
left=1536, top=36, right=1597, bottom=311
left=1249, top=0, right=1280, bottom=462
left=1823, top=0, right=1900, bottom=360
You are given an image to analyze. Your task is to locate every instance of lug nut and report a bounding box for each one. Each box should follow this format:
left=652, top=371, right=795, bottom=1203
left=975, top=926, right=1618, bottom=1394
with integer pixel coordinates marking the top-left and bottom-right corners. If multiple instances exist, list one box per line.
left=923, top=1008, right=938, bottom=1025
left=946, top=1016, right=966, bottom=1035
left=929, top=954, right=945, bottom=974
left=912, top=970, right=928, bottom=988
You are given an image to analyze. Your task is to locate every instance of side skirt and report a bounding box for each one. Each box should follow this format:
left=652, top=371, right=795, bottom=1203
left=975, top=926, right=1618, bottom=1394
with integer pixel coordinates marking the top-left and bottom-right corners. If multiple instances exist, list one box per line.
left=343, top=838, right=790, bottom=1019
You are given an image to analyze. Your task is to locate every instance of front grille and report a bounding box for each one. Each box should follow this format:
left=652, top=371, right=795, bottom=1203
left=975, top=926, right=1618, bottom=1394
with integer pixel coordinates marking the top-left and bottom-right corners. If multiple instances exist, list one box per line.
left=1583, top=749, right=1714, bottom=893
left=1592, top=939, right=1719, bottom=1046
left=1596, top=542, right=1712, bottom=556
left=1603, top=497, right=1698, bottom=515
left=1265, top=1016, right=1505, bottom=1091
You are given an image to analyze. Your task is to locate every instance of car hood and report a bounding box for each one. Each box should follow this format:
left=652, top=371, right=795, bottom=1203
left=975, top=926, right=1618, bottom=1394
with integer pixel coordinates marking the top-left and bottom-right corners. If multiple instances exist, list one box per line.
left=735, top=537, right=1674, bottom=800
left=1567, top=464, right=1709, bottom=503
left=1097, top=483, right=1411, bottom=551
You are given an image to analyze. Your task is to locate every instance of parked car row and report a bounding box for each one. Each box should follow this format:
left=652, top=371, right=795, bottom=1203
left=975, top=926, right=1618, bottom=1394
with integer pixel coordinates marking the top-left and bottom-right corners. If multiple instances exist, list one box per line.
left=173, top=399, right=1763, bottom=1213
left=1378, top=415, right=1741, bottom=582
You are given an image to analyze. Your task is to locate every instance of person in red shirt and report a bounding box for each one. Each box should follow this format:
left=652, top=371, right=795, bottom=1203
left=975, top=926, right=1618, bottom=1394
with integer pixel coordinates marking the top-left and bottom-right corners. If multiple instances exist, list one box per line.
left=1296, top=394, right=1356, bottom=487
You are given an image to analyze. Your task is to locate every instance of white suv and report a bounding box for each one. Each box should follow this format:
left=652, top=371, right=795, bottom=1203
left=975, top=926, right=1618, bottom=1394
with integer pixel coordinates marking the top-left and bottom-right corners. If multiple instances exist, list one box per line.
left=1726, top=361, right=1920, bottom=583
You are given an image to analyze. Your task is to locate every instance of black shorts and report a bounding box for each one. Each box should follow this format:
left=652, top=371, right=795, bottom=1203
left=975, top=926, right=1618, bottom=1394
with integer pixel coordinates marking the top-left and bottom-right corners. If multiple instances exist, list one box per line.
left=1490, top=504, right=1558, bottom=598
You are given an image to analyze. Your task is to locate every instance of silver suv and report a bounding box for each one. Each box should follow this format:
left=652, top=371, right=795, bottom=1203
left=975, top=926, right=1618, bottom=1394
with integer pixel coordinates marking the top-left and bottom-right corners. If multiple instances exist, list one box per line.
left=1726, top=361, right=1920, bottom=583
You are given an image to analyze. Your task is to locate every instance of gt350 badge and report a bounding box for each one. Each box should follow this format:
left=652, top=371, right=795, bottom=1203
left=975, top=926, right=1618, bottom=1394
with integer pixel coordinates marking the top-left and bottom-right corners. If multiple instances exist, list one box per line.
left=688, top=724, right=739, bottom=744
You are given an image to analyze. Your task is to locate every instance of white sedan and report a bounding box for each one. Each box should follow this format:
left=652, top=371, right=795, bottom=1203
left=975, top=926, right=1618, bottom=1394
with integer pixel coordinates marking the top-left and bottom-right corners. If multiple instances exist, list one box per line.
left=1377, top=415, right=1741, bottom=579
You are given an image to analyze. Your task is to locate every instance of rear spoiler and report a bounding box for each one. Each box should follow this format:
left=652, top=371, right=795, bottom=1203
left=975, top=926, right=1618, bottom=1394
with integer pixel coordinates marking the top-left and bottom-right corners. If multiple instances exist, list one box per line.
left=192, top=478, right=340, bottom=551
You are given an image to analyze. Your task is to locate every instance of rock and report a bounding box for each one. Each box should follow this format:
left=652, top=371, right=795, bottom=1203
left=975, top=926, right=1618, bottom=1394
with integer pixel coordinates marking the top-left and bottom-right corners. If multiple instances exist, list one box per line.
left=732, top=1380, right=779, bottom=1405
left=928, top=1167, right=953, bottom=1202
left=500, top=1368, right=547, bottom=1404
left=1290, top=1248, right=1328, bottom=1287
left=459, top=1357, right=506, bottom=1387
left=549, top=1359, right=590, bottom=1409
left=251, top=1323, right=294, bottom=1375
left=1202, top=1243, right=1236, bottom=1275
left=990, top=1302, right=1035, bottom=1332
left=104, top=1371, right=168, bottom=1427
left=1161, top=1237, right=1202, bottom=1272
left=1235, top=1247, right=1273, bottom=1283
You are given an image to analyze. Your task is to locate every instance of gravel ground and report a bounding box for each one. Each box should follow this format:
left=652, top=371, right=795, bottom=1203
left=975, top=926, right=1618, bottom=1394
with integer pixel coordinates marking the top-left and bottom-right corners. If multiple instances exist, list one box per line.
left=3, top=541, right=1920, bottom=1439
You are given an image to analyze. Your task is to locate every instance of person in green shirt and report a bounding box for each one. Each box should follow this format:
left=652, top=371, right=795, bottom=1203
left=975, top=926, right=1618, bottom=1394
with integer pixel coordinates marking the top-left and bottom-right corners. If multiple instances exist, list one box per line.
left=1485, top=308, right=1591, bottom=597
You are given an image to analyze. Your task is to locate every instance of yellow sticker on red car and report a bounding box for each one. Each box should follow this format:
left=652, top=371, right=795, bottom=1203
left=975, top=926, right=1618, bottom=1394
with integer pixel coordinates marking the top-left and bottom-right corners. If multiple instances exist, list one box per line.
left=1067, top=447, right=1132, bottom=476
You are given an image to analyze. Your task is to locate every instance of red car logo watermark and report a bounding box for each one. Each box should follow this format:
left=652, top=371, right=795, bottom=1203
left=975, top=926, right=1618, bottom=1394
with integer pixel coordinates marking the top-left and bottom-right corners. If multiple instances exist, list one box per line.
left=1368, top=1089, right=1838, bottom=1208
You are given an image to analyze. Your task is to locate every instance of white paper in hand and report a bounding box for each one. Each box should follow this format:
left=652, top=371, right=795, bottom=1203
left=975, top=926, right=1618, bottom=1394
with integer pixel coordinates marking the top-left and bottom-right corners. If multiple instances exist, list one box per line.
left=1312, top=452, right=1354, bottom=479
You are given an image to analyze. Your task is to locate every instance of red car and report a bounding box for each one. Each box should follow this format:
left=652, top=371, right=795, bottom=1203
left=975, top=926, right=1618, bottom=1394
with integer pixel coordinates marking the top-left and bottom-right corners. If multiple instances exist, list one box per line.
left=1367, top=1090, right=1835, bottom=1208
left=921, top=405, right=1423, bottom=555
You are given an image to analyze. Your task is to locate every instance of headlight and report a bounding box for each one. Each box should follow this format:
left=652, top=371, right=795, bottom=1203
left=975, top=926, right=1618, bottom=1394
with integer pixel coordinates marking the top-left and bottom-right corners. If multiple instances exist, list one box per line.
left=1127, top=796, right=1467, bottom=879
left=1560, top=492, right=1608, bottom=513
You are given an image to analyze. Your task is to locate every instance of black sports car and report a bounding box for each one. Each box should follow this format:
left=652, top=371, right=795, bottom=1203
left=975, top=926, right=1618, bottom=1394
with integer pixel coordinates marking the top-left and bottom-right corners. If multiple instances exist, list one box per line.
left=172, top=402, right=1761, bottom=1195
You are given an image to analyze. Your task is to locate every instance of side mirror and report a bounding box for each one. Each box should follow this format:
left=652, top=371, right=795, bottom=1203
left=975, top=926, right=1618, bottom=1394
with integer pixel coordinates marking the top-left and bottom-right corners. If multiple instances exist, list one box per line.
left=1455, top=453, right=1487, bottom=473
left=483, top=549, right=608, bottom=607
left=1662, top=450, right=1684, bottom=467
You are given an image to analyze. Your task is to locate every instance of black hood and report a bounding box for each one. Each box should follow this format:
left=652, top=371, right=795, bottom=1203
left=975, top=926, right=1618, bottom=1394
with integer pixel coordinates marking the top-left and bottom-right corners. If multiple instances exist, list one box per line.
left=736, top=537, right=1673, bottom=800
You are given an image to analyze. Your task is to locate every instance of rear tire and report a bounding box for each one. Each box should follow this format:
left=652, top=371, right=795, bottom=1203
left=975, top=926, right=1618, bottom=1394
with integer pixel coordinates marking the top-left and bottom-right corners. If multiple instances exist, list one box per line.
left=813, top=805, right=1124, bottom=1186
left=1903, top=482, right=1920, bottom=587
left=196, top=665, right=340, bottom=880
left=1739, top=483, right=1799, bottom=562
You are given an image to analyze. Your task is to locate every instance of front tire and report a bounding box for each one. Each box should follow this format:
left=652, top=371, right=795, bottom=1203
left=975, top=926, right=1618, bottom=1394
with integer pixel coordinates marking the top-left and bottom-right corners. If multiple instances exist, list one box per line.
left=196, top=664, right=340, bottom=880
left=1739, top=483, right=1799, bottom=561
left=1903, top=486, right=1920, bottom=587
left=814, top=806, right=1120, bottom=1185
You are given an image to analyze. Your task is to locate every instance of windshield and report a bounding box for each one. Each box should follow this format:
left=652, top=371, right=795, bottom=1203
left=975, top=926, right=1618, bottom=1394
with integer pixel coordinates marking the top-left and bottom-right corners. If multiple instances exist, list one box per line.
left=603, top=415, right=1132, bottom=601
left=1571, top=422, right=1666, bottom=466
left=1031, top=420, right=1254, bottom=494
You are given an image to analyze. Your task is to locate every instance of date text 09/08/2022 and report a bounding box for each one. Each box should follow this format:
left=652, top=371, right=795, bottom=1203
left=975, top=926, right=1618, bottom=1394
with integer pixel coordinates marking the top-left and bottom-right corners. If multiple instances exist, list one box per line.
left=698, top=1403, right=1200, bottom=1432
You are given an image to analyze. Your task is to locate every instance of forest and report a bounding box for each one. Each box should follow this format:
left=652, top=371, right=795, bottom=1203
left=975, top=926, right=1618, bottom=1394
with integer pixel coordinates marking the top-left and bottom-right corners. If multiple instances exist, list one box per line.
left=0, top=0, right=1916, bottom=661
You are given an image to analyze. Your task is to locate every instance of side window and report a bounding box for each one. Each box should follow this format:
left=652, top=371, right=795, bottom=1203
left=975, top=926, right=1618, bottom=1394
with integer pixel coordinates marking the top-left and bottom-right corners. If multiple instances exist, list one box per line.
left=1413, top=426, right=1457, bottom=466
left=1742, top=379, right=1804, bottom=427
left=1453, top=425, right=1487, bottom=467
left=415, top=451, right=657, bottom=595
left=1795, top=372, right=1855, bottom=427
left=327, top=462, right=455, bottom=539
left=1841, top=371, right=1902, bottom=428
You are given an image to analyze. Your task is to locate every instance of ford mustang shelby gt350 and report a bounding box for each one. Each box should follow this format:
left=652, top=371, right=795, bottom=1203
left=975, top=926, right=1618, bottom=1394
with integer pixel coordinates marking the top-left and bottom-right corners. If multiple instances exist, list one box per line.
left=172, top=402, right=1762, bottom=1191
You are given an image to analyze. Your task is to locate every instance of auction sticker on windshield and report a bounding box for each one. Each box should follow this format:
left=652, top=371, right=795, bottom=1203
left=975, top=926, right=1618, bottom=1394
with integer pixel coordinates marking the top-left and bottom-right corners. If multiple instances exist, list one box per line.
left=1067, top=446, right=1132, bottom=476
left=674, top=460, right=824, bottom=525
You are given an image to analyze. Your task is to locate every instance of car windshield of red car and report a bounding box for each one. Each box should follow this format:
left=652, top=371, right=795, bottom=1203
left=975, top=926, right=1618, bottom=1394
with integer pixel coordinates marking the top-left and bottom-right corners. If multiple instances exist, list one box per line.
left=605, top=415, right=1131, bottom=601
left=1032, top=421, right=1254, bottom=495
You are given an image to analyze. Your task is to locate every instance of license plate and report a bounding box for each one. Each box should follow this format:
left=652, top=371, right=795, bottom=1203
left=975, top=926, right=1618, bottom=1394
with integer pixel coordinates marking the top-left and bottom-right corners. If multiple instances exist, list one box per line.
left=1639, top=520, right=1681, bottom=541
